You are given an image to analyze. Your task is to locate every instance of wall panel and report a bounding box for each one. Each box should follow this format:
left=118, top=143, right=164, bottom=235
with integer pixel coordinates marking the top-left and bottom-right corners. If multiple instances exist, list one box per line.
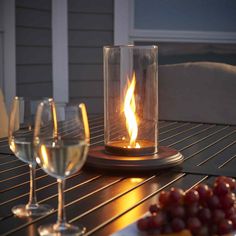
left=16, top=0, right=52, bottom=98
left=68, top=0, right=114, bottom=114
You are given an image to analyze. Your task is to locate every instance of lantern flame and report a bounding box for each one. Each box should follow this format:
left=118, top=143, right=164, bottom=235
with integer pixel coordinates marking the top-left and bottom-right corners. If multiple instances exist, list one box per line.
left=124, top=73, right=140, bottom=148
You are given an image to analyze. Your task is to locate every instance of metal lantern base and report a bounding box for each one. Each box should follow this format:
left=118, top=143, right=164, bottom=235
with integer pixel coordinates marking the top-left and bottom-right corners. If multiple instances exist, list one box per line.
left=86, top=146, right=183, bottom=171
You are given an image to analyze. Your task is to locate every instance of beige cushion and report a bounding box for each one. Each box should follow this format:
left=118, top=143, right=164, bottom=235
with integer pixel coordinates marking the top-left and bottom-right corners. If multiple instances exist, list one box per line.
left=159, top=62, right=236, bottom=125
left=0, top=89, right=8, bottom=138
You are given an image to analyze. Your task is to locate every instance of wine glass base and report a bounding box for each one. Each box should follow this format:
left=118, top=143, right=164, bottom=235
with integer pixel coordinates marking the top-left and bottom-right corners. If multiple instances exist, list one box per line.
left=12, top=204, right=54, bottom=217
left=38, top=223, right=86, bottom=236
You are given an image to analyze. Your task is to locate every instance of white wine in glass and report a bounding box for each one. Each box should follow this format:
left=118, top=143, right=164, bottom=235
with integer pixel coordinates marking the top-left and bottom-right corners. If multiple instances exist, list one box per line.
left=8, top=97, right=54, bottom=217
left=34, top=100, right=90, bottom=235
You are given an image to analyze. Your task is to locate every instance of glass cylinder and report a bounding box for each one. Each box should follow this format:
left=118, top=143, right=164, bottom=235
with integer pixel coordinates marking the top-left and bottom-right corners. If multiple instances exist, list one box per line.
left=104, top=45, right=158, bottom=156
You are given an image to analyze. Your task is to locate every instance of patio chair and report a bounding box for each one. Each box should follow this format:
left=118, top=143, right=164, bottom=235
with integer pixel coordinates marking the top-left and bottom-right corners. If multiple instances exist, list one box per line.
left=159, top=61, right=236, bottom=125
left=0, top=88, right=8, bottom=138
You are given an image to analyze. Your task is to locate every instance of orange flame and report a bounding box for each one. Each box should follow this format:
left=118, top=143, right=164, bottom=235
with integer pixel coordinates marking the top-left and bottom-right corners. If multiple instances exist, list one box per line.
left=124, top=73, right=140, bottom=148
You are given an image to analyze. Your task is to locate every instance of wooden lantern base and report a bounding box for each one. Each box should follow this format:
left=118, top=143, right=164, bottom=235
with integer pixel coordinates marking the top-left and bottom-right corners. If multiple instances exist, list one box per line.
left=86, top=146, right=183, bottom=171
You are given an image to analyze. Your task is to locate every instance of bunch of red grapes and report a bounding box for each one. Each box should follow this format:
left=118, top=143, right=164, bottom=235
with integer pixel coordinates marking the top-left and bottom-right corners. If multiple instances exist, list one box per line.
left=137, top=176, right=236, bottom=235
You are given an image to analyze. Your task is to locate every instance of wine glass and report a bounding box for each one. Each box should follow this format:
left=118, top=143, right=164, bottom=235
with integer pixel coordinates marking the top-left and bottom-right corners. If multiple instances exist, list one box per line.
left=34, top=100, right=90, bottom=236
left=8, top=97, right=54, bottom=217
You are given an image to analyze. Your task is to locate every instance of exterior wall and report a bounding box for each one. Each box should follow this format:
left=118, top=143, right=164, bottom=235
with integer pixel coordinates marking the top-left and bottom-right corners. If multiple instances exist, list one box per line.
left=15, top=0, right=52, bottom=98
left=68, top=0, right=113, bottom=114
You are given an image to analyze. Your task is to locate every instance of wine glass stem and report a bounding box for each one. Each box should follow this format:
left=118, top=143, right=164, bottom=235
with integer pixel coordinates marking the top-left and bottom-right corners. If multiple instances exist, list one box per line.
left=28, top=163, right=38, bottom=207
left=57, top=179, right=66, bottom=226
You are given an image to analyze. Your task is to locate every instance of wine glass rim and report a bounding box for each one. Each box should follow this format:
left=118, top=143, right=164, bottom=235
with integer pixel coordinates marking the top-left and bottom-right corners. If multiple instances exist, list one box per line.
left=48, top=101, right=85, bottom=107
left=103, top=45, right=158, bottom=49
left=14, top=96, right=51, bottom=100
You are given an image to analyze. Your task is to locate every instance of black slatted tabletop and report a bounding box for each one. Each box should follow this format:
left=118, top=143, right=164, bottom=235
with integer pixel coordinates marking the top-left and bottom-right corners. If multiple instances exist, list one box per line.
left=0, top=116, right=236, bottom=235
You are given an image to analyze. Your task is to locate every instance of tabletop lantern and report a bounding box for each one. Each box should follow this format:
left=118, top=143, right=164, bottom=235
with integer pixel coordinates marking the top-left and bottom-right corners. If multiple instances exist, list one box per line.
left=104, top=45, right=158, bottom=156
left=87, top=45, right=183, bottom=171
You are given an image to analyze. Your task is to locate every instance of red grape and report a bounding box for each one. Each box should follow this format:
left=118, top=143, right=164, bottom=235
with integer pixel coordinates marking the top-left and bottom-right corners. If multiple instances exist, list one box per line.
left=169, top=187, right=184, bottom=205
left=210, top=225, right=218, bottom=235
left=171, top=218, right=186, bottom=232
left=229, top=214, right=236, bottom=229
left=151, top=212, right=165, bottom=228
left=216, top=176, right=228, bottom=183
left=187, top=217, right=202, bottom=234
left=218, top=219, right=233, bottom=234
left=186, top=203, right=199, bottom=217
left=197, top=225, right=209, bottom=236
left=170, top=205, right=185, bottom=218
left=220, top=192, right=235, bottom=210
left=137, top=217, right=149, bottom=231
left=216, top=176, right=236, bottom=191
left=184, top=189, right=199, bottom=205
left=225, top=177, right=236, bottom=191
left=158, top=190, right=170, bottom=208
left=213, top=181, right=231, bottom=196
left=225, top=206, right=236, bottom=218
left=146, top=216, right=154, bottom=228
left=198, top=207, right=212, bottom=222
left=194, top=184, right=212, bottom=203
left=212, top=209, right=226, bottom=223
left=207, top=194, right=221, bottom=209
left=161, top=224, right=173, bottom=234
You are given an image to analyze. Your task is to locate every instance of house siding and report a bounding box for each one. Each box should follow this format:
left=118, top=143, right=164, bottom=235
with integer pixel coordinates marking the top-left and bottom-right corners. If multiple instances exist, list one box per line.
left=15, top=0, right=52, bottom=98
left=68, top=0, right=114, bottom=114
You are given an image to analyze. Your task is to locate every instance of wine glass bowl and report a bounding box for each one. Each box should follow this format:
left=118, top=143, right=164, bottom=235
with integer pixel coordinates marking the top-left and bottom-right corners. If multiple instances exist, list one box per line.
left=34, top=100, right=90, bottom=235
left=8, top=97, right=54, bottom=217
left=37, top=138, right=88, bottom=180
